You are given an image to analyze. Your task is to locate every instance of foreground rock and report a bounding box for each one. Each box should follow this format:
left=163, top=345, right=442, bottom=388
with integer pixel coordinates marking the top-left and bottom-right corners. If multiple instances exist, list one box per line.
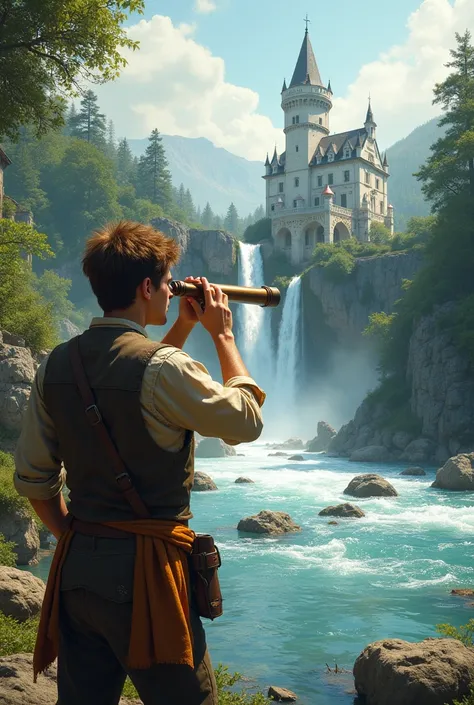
left=400, top=467, right=426, bottom=476
left=269, top=438, right=304, bottom=451
left=319, top=503, right=365, bottom=519
left=234, top=477, right=254, bottom=484
left=350, top=446, right=394, bottom=463
left=237, top=510, right=301, bottom=535
left=0, top=330, right=37, bottom=432
left=192, top=472, right=218, bottom=491
left=268, top=452, right=288, bottom=457
left=353, top=638, right=474, bottom=705
left=0, top=567, right=45, bottom=621
left=344, top=474, right=398, bottom=498
left=288, top=455, right=305, bottom=461
left=268, top=685, right=297, bottom=701
left=432, top=453, right=474, bottom=491
left=307, top=421, right=337, bottom=452
left=0, top=654, right=137, bottom=705
left=195, top=437, right=236, bottom=458
left=0, top=508, right=40, bottom=565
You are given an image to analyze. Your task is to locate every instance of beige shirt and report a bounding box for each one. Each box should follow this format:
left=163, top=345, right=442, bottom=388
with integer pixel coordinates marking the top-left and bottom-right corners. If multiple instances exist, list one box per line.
left=14, top=317, right=265, bottom=501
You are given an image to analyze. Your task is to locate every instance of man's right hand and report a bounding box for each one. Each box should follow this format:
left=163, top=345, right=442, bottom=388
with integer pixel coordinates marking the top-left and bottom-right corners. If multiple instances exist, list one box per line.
left=187, top=277, right=233, bottom=340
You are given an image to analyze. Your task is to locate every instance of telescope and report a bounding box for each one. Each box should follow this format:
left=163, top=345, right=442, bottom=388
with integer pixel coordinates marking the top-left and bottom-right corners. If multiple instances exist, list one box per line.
left=169, top=281, right=281, bottom=308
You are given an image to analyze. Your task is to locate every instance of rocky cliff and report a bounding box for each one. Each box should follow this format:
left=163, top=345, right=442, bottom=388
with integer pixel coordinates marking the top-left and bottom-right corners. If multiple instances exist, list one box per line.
left=328, top=304, right=474, bottom=464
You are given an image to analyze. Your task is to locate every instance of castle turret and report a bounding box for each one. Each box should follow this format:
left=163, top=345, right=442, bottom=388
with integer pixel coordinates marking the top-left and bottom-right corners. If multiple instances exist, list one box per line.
left=364, top=99, right=377, bottom=140
left=264, top=152, right=271, bottom=176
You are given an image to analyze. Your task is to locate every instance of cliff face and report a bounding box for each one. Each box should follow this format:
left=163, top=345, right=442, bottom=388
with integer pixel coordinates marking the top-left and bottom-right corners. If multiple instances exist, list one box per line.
left=328, top=304, right=474, bottom=464
left=305, top=251, right=423, bottom=341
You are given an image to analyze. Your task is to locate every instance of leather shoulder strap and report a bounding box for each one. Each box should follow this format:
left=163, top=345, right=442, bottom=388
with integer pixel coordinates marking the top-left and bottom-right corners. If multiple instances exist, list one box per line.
left=68, top=335, right=151, bottom=519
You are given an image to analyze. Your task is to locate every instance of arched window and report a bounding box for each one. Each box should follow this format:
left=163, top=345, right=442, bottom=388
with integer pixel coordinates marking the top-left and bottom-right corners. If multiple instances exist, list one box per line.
left=317, top=226, right=325, bottom=243
left=285, top=232, right=292, bottom=248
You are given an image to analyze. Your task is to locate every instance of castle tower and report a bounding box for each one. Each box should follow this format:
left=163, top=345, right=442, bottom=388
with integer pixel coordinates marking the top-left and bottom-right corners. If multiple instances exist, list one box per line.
left=364, top=99, right=377, bottom=140
left=281, top=27, right=332, bottom=171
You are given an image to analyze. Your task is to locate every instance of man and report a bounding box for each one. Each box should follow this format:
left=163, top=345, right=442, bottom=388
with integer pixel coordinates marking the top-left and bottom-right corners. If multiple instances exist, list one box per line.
left=14, top=220, right=265, bottom=705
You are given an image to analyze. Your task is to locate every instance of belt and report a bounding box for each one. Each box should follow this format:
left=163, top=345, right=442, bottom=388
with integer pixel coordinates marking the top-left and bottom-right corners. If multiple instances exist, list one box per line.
left=71, top=518, right=132, bottom=539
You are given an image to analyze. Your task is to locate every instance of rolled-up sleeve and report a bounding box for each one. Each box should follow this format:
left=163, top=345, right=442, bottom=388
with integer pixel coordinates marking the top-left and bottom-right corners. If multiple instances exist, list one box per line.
left=148, top=349, right=265, bottom=445
left=14, top=357, right=66, bottom=499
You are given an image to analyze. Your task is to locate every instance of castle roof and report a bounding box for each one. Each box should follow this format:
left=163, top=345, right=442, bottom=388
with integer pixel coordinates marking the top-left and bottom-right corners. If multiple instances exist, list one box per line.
left=322, top=185, right=334, bottom=196
left=281, top=78, right=287, bottom=92
left=310, top=128, right=367, bottom=165
left=0, top=146, right=12, bottom=169
left=365, top=99, right=375, bottom=124
left=289, top=29, right=324, bottom=88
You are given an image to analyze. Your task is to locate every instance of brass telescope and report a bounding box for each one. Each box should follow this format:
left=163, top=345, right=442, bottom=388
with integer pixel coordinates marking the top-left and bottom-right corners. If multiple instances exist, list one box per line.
left=169, top=281, right=281, bottom=308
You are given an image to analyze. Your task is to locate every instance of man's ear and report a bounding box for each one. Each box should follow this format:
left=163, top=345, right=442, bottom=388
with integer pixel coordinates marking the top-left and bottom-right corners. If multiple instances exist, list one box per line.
left=138, top=278, right=153, bottom=301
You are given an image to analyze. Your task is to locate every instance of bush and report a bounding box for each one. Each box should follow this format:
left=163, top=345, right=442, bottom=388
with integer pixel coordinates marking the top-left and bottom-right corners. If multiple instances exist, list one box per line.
left=0, top=451, right=30, bottom=517
left=243, top=218, right=271, bottom=245
left=0, top=613, right=39, bottom=657
left=436, top=620, right=474, bottom=705
left=0, top=534, right=16, bottom=567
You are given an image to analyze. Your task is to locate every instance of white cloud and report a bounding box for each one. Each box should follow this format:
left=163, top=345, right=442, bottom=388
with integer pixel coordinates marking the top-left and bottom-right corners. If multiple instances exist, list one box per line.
left=331, top=0, right=474, bottom=148
left=194, top=0, right=217, bottom=13
left=95, top=15, right=282, bottom=161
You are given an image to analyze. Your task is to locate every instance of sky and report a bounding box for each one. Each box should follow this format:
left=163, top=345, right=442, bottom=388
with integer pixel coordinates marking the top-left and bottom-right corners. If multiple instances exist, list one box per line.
left=93, top=0, right=474, bottom=162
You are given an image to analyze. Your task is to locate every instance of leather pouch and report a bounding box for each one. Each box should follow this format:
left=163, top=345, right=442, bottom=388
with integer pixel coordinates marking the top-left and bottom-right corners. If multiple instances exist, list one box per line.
left=190, top=534, right=223, bottom=620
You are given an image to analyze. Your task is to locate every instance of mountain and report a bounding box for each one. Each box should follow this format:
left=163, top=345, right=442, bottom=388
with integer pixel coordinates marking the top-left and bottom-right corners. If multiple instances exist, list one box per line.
left=386, top=116, right=443, bottom=231
left=128, top=119, right=443, bottom=227
left=128, top=135, right=263, bottom=217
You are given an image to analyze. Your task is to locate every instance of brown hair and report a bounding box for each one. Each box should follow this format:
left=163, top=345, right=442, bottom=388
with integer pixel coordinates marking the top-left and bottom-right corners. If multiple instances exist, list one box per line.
left=82, top=221, right=180, bottom=311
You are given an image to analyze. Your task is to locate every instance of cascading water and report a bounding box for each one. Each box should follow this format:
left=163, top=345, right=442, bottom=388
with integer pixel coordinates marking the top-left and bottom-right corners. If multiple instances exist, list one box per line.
left=273, top=276, right=302, bottom=431
left=236, top=242, right=274, bottom=390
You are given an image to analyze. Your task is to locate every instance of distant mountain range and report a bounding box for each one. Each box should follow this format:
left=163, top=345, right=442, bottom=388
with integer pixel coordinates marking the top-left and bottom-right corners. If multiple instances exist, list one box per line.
left=129, top=118, right=442, bottom=227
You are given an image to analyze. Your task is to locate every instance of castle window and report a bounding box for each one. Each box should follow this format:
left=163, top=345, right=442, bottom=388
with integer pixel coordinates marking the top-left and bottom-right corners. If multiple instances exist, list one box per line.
left=319, top=117, right=323, bottom=125
left=317, top=175, right=323, bottom=187
left=328, top=173, right=334, bottom=185
left=285, top=232, right=292, bottom=248
left=344, top=170, right=350, bottom=182
left=293, top=199, right=297, bottom=208
left=365, top=172, right=370, bottom=185
left=341, top=194, right=347, bottom=208
left=294, top=177, right=299, bottom=187
left=296, top=145, right=299, bottom=152
left=328, top=152, right=334, bottom=162
left=295, top=115, right=300, bottom=124
left=279, top=182, right=284, bottom=193
left=271, top=204, right=275, bottom=211
left=292, top=117, right=295, bottom=124
left=316, top=156, right=322, bottom=165
left=376, top=178, right=380, bottom=190
left=305, top=232, right=310, bottom=247
left=380, top=201, right=384, bottom=214
left=314, top=197, right=320, bottom=206
left=344, top=149, right=350, bottom=159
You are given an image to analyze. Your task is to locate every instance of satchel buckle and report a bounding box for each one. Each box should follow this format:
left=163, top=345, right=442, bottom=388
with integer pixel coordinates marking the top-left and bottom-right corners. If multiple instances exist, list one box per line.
left=116, top=472, right=133, bottom=490
left=85, top=404, right=102, bottom=426
left=192, top=547, right=221, bottom=572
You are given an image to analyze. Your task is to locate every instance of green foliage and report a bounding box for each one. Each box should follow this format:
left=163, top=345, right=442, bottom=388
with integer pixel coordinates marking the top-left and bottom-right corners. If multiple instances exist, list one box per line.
left=436, top=620, right=474, bottom=646
left=369, top=221, right=392, bottom=244
left=312, top=243, right=356, bottom=282
left=0, top=613, right=39, bottom=657
left=136, top=129, right=172, bottom=211
left=224, top=203, right=240, bottom=237
left=452, top=686, right=474, bottom=705
left=68, top=90, right=107, bottom=148
left=0, top=452, right=31, bottom=518
left=0, top=1, right=144, bottom=140
left=365, top=376, right=422, bottom=435
left=243, top=218, right=271, bottom=244
left=0, top=534, right=16, bottom=568
left=1, top=198, right=17, bottom=219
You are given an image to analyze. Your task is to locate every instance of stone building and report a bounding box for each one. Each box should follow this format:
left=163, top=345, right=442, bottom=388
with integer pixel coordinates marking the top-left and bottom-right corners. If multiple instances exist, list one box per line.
left=264, top=27, right=394, bottom=265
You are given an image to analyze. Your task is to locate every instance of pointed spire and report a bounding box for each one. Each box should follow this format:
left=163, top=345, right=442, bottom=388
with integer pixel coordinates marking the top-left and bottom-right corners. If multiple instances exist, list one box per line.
left=281, top=78, right=287, bottom=92
left=289, top=29, right=323, bottom=88
left=327, top=79, right=332, bottom=94
left=365, top=98, right=375, bottom=124
left=383, top=152, right=388, bottom=167
left=271, top=146, right=279, bottom=165
left=355, top=133, right=362, bottom=148
left=265, top=153, right=270, bottom=167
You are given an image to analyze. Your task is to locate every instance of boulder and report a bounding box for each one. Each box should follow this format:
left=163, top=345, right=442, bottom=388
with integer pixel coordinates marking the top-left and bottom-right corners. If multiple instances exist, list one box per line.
left=267, top=685, right=297, bottom=701
left=237, top=510, right=301, bottom=535
left=344, top=474, right=398, bottom=498
left=195, top=437, right=236, bottom=458
left=288, top=455, right=305, bottom=461
left=0, top=654, right=136, bottom=705
left=353, top=637, right=474, bottom=705
left=451, top=589, right=474, bottom=597
left=400, top=438, right=436, bottom=464
left=0, top=566, right=45, bottom=621
left=269, top=438, right=304, bottom=451
left=319, top=503, right=365, bottom=519
left=432, top=453, right=474, bottom=491
left=392, top=431, right=414, bottom=451
left=192, top=471, right=218, bottom=492
left=0, top=338, right=37, bottom=432
left=0, top=509, right=40, bottom=565
left=307, top=421, right=337, bottom=452
left=400, top=467, right=426, bottom=476
left=268, top=452, right=288, bottom=457
left=234, top=477, right=254, bottom=484
left=58, top=318, right=82, bottom=341
left=328, top=521, right=338, bottom=526
left=350, top=445, right=394, bottom=463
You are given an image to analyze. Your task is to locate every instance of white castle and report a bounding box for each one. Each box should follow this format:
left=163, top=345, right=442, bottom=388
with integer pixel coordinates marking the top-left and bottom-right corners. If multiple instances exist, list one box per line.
left=264, top=25, right=394, bottom=265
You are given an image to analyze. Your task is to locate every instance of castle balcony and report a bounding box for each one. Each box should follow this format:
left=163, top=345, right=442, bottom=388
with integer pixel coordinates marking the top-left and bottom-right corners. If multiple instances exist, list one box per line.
left=330, top=204, right=353, bottom=218
left=271, top=203, right=324, bottom=218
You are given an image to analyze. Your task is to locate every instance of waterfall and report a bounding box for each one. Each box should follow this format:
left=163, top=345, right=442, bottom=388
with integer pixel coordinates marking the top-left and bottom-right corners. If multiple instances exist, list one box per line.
left=274, top=276, right=302, bottom=421
left=236, top=243, right=274, bottom=390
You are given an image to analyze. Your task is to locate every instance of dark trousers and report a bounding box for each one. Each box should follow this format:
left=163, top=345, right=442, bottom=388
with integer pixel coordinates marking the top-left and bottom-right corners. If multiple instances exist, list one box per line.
left=57, top=534, right=217, bottom=705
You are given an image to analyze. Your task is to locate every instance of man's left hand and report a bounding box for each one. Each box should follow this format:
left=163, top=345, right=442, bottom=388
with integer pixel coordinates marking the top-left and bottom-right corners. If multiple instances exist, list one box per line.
left=177, top=276, right=201, bottom=326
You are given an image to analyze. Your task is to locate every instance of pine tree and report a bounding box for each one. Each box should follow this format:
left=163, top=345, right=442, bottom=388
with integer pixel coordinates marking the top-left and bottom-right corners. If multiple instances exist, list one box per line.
left=177, top=183, right=186, bottom=209
left=196, top=205, right=202, bottom=223
left=417, top=30, right=474, bottom=209
left=106, top=119, right=117, bottom=163
left=254, top=204, right=265, bottom=221
left=201, top=202, right=214, bottom=227
left=69, top=90, right=107, bottom=149
left=136, top=128, right=172, bottom=210
left=183, top=189, right=196, bottom=221
left=224, top=202, right=239, bottom=235
left=213, top=213, right=223, bottom=229
left=64, top=103, right=77, bottom=136
left=116, top=138, right=135, bottom=185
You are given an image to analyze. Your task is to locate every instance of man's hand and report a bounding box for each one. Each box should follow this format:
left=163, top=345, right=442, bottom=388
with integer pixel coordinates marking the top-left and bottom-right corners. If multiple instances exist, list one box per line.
left=187, top=277, right=233, bottom=340
left=177, top=276, right=201, bottom=326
